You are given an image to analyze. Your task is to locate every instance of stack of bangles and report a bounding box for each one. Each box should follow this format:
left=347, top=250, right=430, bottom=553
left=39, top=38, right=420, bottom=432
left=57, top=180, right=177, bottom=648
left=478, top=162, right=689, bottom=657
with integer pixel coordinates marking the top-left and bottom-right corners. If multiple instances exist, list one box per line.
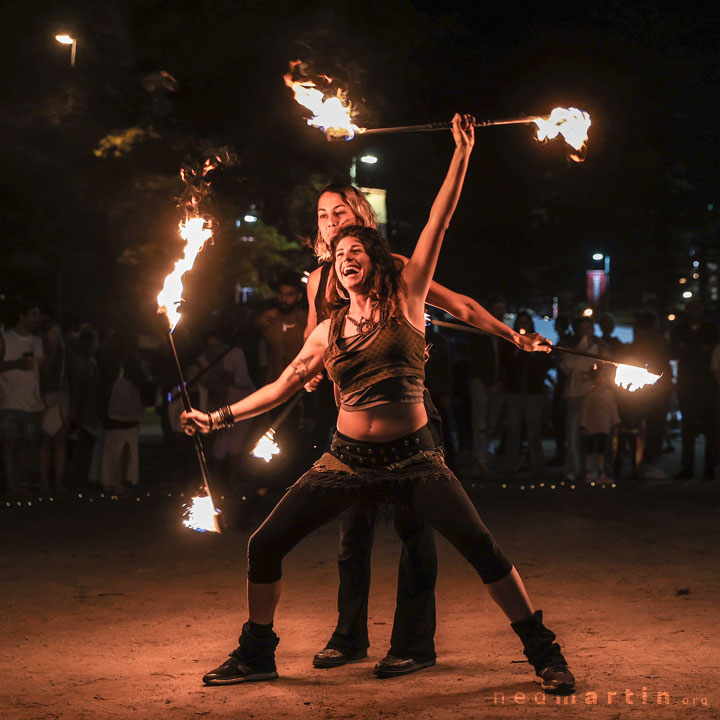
left=207, top=405, right=235, bottom=432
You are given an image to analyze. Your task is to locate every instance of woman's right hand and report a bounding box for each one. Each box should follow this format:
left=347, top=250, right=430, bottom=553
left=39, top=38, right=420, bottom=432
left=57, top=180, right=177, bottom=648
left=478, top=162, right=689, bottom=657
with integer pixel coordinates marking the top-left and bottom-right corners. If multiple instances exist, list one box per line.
left=180, top=408, right=210, bottom=435
left=451, top=113, right=475, bottom=151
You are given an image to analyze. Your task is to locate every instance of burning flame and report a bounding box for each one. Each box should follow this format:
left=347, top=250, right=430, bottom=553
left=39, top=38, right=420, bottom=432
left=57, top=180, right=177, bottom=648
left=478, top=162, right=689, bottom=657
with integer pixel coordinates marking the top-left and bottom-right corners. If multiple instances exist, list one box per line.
left=157, top=217, right=213, bottom=330
left=252, top=429, right=280, bottom=463
left=183, top=495, right=220, bottom=533
left=614, top=365, right=662, bottom=392
left=534, top=107, right=591, bottom=161
left=284, top=61, right=363, bottom=140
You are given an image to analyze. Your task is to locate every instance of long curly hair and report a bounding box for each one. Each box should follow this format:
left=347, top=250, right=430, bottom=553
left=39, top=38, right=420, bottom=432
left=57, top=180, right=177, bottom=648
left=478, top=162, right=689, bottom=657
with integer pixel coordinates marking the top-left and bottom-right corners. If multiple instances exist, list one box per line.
left=313, top=184, right=377, bottom=263
left=326, top=225, right=405, bottom=319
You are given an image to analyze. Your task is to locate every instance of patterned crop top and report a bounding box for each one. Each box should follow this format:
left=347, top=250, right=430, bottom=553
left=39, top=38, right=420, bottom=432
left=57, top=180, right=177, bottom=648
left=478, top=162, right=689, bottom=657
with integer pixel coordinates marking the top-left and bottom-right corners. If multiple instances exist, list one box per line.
left=324, top=305, right=426, bottom=411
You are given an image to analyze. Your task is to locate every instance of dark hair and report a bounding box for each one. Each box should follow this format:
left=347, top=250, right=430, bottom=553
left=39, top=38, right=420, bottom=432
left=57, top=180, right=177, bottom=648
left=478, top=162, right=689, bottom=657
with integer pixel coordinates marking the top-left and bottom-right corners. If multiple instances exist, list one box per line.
left=327, top=225, right=405, bottom=318
left=514, top=310, right=536, bottom=333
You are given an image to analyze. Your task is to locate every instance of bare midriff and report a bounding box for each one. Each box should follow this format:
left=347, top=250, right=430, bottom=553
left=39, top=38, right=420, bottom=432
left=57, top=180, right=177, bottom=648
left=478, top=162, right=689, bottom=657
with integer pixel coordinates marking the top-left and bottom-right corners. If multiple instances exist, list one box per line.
left=336, top=401, right=428, bottom=442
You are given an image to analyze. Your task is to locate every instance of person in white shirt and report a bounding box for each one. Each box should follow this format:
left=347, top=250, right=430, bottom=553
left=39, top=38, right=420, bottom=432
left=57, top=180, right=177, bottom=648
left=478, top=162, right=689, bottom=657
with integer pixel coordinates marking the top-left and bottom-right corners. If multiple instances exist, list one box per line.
left=0, top=300, right=44, bottom=496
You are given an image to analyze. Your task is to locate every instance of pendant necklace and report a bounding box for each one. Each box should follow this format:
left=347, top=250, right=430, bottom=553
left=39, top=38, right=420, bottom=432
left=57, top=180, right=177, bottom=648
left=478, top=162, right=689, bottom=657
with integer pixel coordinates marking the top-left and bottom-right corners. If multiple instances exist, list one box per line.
left=346, top=304, right=378, bottom=335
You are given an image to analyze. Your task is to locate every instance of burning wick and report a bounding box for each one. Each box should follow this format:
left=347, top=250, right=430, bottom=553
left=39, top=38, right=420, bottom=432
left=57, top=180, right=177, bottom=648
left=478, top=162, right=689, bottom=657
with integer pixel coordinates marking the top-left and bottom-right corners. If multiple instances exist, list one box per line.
left=283, top=60, right=363, bottom=140
left=533, top=107, right=591, bottom=161
left=614, top=365, right=662, bottom=392
left=157, top=216, right=213, bottom=331
left=183, top=495, right=220, bottom=533
left=252, top=429, right=280, bottom=463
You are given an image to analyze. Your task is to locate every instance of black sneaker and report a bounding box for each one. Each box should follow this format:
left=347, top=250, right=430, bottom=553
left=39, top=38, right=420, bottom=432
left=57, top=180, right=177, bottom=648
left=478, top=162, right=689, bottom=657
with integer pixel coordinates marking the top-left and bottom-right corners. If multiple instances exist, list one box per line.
left=373, top=655, right=436, bottom=678
left=203, top=649, right=278, bottom=685
left=313, top=647, right=368, bottom=668
left=535, top=664, right=575, bottom=695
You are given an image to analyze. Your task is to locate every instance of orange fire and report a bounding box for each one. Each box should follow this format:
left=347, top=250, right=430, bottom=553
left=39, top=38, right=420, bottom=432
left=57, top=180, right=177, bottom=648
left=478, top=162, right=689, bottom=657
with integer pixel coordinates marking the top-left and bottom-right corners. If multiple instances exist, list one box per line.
left=156, top=216, right=213, bottom=331
left=533, top=107, right=591, bottom=161
left=283, top=60, right=363, bottom=140
left=614, top=365, right=661, bottom=392
left=183, top=495, right=221, bottom=533
left=252, top=429, right=280, bottom=463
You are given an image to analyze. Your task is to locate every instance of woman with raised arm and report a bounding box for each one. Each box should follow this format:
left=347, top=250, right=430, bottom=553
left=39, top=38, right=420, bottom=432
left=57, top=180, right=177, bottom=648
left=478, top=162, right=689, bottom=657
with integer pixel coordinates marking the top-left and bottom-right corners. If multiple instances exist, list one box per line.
left=182, top=115, right=574, bottom=695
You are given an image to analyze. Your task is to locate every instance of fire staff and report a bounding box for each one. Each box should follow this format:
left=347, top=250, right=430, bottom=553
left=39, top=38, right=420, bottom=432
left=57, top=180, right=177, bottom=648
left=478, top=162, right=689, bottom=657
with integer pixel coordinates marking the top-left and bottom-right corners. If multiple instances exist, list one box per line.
left=182, top=115, right=575, bottom=695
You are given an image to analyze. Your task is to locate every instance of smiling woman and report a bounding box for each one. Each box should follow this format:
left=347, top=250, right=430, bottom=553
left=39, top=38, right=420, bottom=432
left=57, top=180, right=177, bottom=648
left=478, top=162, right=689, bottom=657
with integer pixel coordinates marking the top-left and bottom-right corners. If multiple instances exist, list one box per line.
left=180, top=114, right=574, bottom=696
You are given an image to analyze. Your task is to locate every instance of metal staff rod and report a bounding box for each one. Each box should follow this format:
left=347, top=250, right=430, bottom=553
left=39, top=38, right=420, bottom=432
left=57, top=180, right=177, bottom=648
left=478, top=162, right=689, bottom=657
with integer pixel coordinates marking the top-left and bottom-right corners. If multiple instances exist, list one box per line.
left=360, top=116, right=540, bottom=137
left=167, top=330, right=221, bottom=528
left=430, top=319, right=620, bottom=367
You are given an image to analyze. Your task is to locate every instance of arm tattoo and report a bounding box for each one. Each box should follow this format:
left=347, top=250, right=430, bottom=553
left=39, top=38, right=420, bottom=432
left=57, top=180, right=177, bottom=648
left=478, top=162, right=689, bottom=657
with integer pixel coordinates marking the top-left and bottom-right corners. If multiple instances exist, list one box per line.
left=289, top=357, right=310, bottom=383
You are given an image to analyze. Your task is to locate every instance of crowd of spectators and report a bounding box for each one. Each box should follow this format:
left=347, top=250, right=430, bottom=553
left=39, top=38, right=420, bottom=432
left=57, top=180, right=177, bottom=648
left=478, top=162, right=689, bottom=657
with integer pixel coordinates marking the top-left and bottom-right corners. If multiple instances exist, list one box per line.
left=1, top=290, right=717, bottom=500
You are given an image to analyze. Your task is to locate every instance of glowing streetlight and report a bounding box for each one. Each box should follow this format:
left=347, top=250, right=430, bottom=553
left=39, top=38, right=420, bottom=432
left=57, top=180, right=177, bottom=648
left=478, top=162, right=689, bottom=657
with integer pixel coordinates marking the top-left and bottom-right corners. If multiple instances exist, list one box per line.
left=55, top=34, right=77, bottom=67
left=350, top=153, right=379, bottom=184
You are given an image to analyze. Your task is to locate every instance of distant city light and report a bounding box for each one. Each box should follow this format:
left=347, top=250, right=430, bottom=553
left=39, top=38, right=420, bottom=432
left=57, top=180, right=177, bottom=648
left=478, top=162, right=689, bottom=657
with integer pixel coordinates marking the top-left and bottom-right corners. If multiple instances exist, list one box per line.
left=679, top=278, right=687, bottom=284
left=55, top=34, right=74, bottom=44
left=235, top=219, right=242, bottom=227
left=583, top=308, right=594, bottom=317
left=592, top=253, right=604, bottom=261
left=693, top=261, right=699, bottom=268
left=244, top=214, right=258, bottom=223
left=682, top=291, right=693, bottom=299
left=360, top=155, right=378, bottom=164
left=693, top=273, right=700, bottom=280
left=668, top=314, right=677, bottom=322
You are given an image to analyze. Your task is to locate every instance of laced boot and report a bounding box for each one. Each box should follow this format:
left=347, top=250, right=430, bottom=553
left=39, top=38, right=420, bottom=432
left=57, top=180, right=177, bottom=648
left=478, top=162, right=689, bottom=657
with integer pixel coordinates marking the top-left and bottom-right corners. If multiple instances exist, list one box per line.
left=511, top=610, right=575, bottom=695
left=202, top=621, right=279, bottom=685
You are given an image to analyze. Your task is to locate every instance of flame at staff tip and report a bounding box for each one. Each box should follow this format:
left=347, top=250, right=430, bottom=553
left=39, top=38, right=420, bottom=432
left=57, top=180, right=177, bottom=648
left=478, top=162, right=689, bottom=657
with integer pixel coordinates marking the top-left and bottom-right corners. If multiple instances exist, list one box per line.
left=183, top=495, right=220, bottom=533
left=157, top=217, right=213, bottom=330
left=283, top=60, right=363, bottom=141
left=533, top=107, right=591, bottom=161
left=252, top=429, right=280, bottom=463
left=614, top=364, right=662, bottom=392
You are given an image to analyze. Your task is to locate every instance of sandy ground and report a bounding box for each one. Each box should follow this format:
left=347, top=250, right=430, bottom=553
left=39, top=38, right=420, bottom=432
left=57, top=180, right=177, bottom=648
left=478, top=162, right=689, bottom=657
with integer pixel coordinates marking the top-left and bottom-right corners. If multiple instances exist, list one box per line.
left=1, top=467, right=719, bottom=720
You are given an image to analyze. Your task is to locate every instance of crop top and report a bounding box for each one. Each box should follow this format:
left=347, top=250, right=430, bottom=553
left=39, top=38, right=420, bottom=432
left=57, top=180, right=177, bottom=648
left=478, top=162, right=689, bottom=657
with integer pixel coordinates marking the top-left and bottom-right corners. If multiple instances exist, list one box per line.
left=324, top=305, right=426, bottom=411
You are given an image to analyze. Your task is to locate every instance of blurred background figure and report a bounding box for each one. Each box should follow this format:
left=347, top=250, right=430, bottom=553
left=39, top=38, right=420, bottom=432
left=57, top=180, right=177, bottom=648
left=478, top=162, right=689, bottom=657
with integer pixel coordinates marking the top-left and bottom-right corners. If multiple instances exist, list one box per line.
left=559, top=316, right=607, bottom=482
left=0, top=299, right=44, bottom=497
left=548, top=315, right=572, bottom=467
left=40, top=320, right=72, bottom=495
left=580, top=366, right=620, bottom=484
left=670, top=298, right=719, bottom=480
left=467, top=295, right=511, bottom=478
left=256, top=271, right=307, bottom=384
left=98, top=328, right=151, bottom=494
left=197, top=329, right=255, bottom=484
left=503, top=311, right=551, bottom=476
left=596, top=312, right=624, bottom=359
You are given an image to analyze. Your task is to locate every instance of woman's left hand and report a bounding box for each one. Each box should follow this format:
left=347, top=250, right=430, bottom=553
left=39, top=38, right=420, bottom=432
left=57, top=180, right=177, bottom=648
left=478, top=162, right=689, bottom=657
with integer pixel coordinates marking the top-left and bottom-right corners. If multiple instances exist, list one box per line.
left=515, top=332, right=552, bottom=353
left=451, top=113, right=475, bottom=151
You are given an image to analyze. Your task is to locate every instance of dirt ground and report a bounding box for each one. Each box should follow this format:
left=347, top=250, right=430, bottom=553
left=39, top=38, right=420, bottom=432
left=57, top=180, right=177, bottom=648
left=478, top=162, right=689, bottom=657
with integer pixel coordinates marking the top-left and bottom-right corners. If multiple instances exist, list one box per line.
left=1, top=475, right=718, bottom=720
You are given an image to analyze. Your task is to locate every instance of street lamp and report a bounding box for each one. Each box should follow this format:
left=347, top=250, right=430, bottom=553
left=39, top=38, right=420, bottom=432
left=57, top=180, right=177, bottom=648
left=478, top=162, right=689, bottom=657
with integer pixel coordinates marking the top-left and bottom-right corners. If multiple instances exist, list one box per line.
left=350, top=153, right=379, bottom=184
left=55, top=34, right=77, bottom=67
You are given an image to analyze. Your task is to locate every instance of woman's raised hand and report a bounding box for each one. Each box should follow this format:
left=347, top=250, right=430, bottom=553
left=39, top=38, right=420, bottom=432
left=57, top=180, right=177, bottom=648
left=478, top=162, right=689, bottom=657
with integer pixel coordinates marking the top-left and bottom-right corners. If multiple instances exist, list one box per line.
left=451, top=113, right=475, bottom=151
left=180, top=408, right=210, bottom=435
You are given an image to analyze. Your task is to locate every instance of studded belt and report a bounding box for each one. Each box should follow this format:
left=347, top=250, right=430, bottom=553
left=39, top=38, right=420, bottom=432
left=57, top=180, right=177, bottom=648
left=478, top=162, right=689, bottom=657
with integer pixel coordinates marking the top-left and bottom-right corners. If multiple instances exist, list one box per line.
left=330, top=425, right=436, bottom=467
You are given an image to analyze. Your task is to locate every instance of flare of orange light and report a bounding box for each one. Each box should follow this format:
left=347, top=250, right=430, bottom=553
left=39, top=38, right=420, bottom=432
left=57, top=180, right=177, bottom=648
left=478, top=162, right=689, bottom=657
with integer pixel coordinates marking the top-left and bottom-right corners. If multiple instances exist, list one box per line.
left=252, top=429, right=280, bottom=463
left=156, top=216, right=213, bottom=331
left=283, top=61, right=363, bottom=140
left=533, top=107, right=591, bottom=161
left=614, top=365, right=661, bottom=392
left=183, top=495, right=220, bottom=533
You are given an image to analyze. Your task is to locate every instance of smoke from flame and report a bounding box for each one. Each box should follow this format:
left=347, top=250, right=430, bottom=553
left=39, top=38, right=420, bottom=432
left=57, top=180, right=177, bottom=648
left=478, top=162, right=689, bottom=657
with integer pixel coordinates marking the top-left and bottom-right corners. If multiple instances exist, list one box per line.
left=284, top=60, right=363, bottom=140
left=534, top=107, right=591, bottom=162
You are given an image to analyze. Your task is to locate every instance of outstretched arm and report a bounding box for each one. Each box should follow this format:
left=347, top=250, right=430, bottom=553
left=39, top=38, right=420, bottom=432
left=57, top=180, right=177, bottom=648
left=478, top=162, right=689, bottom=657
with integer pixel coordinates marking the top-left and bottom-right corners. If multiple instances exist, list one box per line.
left=403, top=113, right=474, bottom=318
left=181, top=321, right=328, bottom=434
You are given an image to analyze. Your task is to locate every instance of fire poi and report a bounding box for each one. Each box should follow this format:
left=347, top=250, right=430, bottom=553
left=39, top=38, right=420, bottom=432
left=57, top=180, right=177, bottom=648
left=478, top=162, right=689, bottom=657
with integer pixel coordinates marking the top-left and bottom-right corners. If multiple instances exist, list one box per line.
left=251, top=390, right=306, bottom=463
left=284, top=61, right=591, bottom=160
left=156, top=149, right=235, bottom=532
left=431, top=319, right=661, bottom=392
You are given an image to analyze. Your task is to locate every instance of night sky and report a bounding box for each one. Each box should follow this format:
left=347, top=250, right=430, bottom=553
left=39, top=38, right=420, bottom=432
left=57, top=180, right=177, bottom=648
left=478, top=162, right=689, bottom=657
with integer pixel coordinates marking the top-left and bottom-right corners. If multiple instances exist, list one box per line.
left=1, top=0, right=718, bottom=332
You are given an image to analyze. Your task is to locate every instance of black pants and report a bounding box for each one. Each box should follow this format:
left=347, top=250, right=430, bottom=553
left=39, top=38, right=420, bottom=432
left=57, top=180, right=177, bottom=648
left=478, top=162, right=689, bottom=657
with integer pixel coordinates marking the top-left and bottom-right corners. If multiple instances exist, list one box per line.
left=679, top=393, right=716, bottom=475
left=327, top=504, right=437, bottom=661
